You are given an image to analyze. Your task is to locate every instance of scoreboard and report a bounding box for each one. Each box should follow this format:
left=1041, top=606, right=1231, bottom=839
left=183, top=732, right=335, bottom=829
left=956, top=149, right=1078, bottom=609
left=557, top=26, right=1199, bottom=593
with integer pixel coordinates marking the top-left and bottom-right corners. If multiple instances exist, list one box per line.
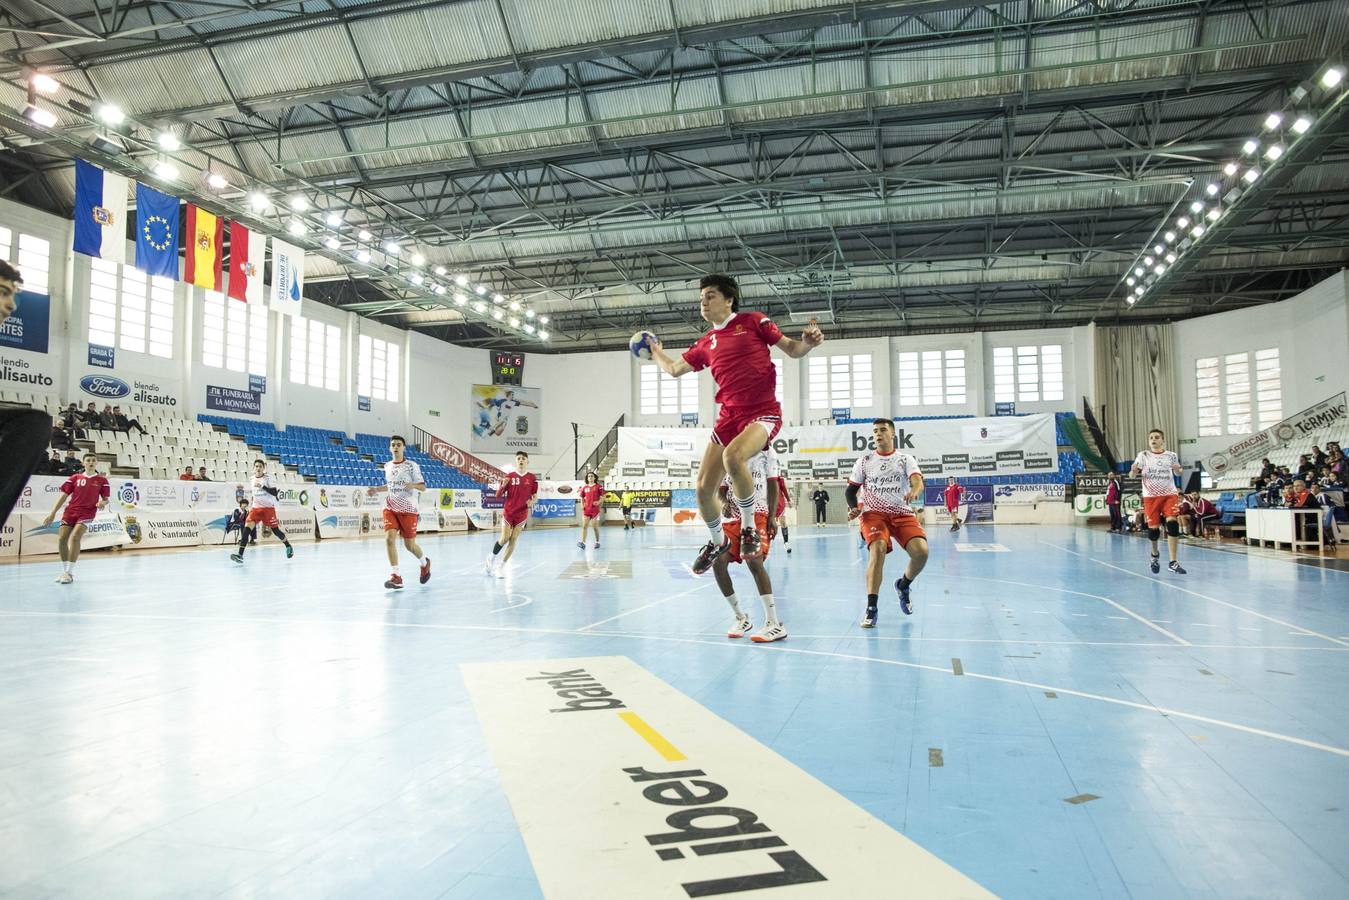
left=492, top=351, right=524, bottom=386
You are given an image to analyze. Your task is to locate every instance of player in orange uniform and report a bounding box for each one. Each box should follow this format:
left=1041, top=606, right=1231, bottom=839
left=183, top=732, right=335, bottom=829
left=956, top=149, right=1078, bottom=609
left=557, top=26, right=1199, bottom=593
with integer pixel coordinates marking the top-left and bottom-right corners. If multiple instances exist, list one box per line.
left=230, top=459, right=293, bottom=564
left=367, top=434, right=430, bottom=589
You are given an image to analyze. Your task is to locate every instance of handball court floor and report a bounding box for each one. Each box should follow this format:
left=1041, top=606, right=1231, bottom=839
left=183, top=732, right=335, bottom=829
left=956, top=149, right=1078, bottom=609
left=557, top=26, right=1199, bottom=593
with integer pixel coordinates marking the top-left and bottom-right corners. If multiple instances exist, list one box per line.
left=1, top=523, right=1347, bottom=899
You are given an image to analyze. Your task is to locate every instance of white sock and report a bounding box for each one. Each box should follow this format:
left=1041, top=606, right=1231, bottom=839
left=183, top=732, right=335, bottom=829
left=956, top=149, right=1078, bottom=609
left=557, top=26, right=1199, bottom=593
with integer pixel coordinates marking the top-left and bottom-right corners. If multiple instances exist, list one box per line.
left=706, top=516, right=723, bottom=542
left=735, top=493, right=755, bottom=527
left=760, top=593, right=778, bottom=625
left=724, top=593, right=742, bottom=616
left=391, top=564, right=400, bottom=574
left=63, top=561, right=73, bottom=573
left=415, top=554, right=425, bottom=564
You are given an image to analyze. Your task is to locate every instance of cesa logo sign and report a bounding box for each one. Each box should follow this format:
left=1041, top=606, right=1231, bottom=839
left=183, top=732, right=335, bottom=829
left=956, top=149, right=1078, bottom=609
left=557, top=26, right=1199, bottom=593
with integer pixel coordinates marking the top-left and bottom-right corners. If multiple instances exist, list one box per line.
left=79, top=374, right=130, bottom=398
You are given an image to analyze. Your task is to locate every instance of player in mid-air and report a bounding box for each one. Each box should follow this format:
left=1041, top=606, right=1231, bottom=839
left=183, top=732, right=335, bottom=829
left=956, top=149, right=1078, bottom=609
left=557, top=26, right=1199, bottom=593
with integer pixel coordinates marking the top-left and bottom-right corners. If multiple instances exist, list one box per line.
left=847, top=419, right=928, bottom=627
left=943, top=475, right=965, bottom=532
left=648, top=274, right=823, bottom=574
left=42, top=451, right=109, bottom=584
left=231, top=459, right=293, bottom=563
left=1130, top=428, right=1187, bottom=575
left=578, top=471, right=604, bottom=549
left=486, top=451, right=538, bottom=576
left=711, top=448, right=786, bottom=642
left=770, top=455, right=792, bottom=554
left=367, top=434, right=431, bottom=589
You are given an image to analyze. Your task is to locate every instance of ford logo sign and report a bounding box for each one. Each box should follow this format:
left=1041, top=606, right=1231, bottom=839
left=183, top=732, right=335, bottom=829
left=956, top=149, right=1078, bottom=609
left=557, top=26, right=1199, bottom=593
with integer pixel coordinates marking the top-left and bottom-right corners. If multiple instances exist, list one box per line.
left=79, top=375, right=130, bottom=398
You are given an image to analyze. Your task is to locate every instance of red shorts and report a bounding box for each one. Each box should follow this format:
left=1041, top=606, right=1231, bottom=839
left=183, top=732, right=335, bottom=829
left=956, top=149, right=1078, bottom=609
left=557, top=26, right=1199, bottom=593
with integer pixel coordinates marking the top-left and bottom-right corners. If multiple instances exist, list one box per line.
left=1143, top=494, right=1180, bottom=527
left=712, top=404, right=782, bottom=450
left=583, top=505, right=601, bottom=520
left=722, top=512, right=770, bottom=564
left=61, top=508, right=97, bottom=528
left=504, top=507, right=529, bottom=528
left=383, top=509, right=419, bottom=539
left=246, top=506, right=280, bottom=529
left=860, top=510, right=926, bottom=552
left=946, top=505, right=960, bottom=515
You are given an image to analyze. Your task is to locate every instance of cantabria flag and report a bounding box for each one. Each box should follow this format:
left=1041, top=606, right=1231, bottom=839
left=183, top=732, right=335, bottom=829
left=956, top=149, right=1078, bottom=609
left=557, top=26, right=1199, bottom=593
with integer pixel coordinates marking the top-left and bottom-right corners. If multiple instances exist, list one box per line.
left=72, top=159, right=129, bottom=263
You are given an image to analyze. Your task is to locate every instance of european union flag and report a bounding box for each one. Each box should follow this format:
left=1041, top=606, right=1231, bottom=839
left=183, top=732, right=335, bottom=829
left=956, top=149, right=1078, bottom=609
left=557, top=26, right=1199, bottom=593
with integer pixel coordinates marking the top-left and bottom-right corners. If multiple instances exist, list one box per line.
left=135, top=182, right=180, bottom=280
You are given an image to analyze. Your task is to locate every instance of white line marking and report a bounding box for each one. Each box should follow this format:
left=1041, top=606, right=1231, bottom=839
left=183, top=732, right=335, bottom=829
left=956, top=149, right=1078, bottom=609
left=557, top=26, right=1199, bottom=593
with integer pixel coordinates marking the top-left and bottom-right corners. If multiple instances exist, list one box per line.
left=1239, top=627, right=1261, bottom=632
left=1039, top=540, right=1349, bottom=649
left=1106, top=616, right=1127, bottom=620
left=1071, top=613, right=1088, bottom=617
left=1032, top=610, right=1051, bottom=614
left=1190, top=623, right=1216, bottom=628
left=577, top=581, right=717, bottom=631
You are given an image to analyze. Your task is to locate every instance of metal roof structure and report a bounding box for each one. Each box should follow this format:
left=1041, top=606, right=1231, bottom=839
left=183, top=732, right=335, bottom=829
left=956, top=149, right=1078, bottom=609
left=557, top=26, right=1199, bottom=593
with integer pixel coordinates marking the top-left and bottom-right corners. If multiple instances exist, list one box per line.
left=1, top=0, right=1347, bottom=351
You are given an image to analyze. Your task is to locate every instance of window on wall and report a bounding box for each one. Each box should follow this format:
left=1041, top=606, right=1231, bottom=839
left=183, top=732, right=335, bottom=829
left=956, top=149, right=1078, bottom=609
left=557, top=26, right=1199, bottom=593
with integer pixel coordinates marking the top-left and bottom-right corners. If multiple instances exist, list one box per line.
left=0, top=226, right=10, bottom=261
left=1224, top=352, right=1252, bottom=434
left=87, top=258, right=174, bottom=357
left=358, top=334, right=401, bottom=402
left=289, top=316, right=341, bottom=391
left=772, top=358, right=784, bottom=404
left=897, top=349, right=967, bottom=406
left=808, top=354, right=873, bottom=410
left=993, top=344, right=1063, bottom=403
left=202, top=292, right=268, bottom=375
left=639, top=363, right=698, bottom=414
left=1196, top=357, right=1222, bottom=437
left=1254, top=348, right=1281, bottom=428
left=17, top=233, right=49, bottom=295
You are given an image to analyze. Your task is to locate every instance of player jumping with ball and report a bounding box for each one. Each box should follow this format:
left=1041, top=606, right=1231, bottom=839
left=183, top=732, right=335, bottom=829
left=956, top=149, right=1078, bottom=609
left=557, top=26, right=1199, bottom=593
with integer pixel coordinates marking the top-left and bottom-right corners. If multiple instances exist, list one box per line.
left=644, top=274, right=823, bottom=574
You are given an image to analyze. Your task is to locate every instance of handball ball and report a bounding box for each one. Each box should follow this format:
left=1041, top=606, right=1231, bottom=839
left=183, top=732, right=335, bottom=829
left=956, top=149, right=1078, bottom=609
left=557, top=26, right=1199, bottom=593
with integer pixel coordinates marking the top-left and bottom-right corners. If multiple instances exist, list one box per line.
left=629, top=330, right=656, bottom=359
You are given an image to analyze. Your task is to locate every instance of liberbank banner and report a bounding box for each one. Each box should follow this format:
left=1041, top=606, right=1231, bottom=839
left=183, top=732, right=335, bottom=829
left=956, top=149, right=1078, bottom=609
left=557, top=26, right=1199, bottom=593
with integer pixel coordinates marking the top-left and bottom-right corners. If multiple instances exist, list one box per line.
left=617, top=415, right=1057, bottom=479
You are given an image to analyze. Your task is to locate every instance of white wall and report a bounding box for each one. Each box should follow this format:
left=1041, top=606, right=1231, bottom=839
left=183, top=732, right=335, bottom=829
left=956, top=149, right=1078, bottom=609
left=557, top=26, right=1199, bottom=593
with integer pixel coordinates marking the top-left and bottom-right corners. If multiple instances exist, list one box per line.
left=1173, top=270, right=1349, bottom=462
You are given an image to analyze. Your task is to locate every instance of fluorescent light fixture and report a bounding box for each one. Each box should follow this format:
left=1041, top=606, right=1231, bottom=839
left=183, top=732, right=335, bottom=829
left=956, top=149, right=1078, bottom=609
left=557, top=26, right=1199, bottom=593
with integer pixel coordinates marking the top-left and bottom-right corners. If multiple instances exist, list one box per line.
left=384, top=241, right=400, bottom=255
left=153, top=160, right=178, bottom=180
left=473, top=301, right=486, bottom=312
left=1206, top=207, right=1220, bottom=221
left=1192, top=225, right=1206, bottom=237
left=1165, top=253, right=1176, bottom=263
left=509, top=301, right=520, bottom=311
left=206, top=173, right=228, bottom=190
left=97, top=103, right=124, bottom=125
left=539, top=316, right=549, bottom=325
left=1153, top=243, right=1165, bottom=255
left=325, top=211, right=342, bottom=227
left=524, top=323, right=536, bottom=334
left=1134, top=267, right=1145, bottom=277
left=1264, top=144, right=1283, bottom=160
left=538, top=330, right=549, bottom=340
left=1126, top=277, right=1136, bottom=286
left=454, top=274, right=469, bottom=287
left=434, top=284, right=447, bottom=295
left=289, top=196, right=308, bottom=212
left=1205, top=183, right=1219, bottom=196
left=454, top=293, right=467, bottom=306
left=1143, top=256, right=1154, bottom=266
left=1223, top=162, right=1239, bottom=176
left=1177, top=217, right=1190, bottom=228
left=1263, top=113, right=1282, bottom=130
left=1242, top=139, right=1259, bottom=155
left=1164, top=231, right=1176, bottom=242
left=1127, top=297, right=1136, bottom=305
left=1153, top=264, right=1165, bottom=276
left=1243, top=167, right=1260, bottom=183
left=1291, top=116, right=1312, bottom=134
left=410, top=273, right=423, bottom=285
left=525, top=309, right=536, bottom=319
left=492, top=309, right=503, bottom=321
left=434, top=266, right=446, bottom=276
left=475, top=284, right=488, bottom=295
left=249, top=192, right=270, bottom=210
left=287, top=219, right=305, bottom=236
left=509, top=317, right=520, bottom=328
left=1189, top=201, right=1204, bottom=214
left=22, top=104, right=57, bottom=127
left=157, top=132, right=181, bottom=151
left=493, top=294, right=506, bottom=304
left=411, top=252, right=425, bottom=267
left=1322, top=66, right=1344, bottom=89
left=323, top=236, right=340, bottom=250
left=358, top=229, right=372, bottom=241
left=30, top=73, right=59, bottom=94
left=356, top=249, right=371, bottom=263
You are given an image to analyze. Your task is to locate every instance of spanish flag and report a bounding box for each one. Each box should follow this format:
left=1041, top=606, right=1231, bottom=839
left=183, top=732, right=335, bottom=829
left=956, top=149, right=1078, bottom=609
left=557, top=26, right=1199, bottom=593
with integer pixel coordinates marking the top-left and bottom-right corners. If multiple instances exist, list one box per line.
left=185, top=204, right=223, bottom=291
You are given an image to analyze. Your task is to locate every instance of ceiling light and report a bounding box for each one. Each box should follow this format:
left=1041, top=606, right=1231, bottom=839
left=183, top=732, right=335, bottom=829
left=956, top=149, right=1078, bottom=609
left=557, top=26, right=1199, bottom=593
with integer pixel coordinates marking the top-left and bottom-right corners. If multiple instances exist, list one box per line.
left=206, top=173, right=228, bottom=190
left=30, top=73, right=59, bottom=94
left=1127, top=297, right=1136, bottom=306
left=1163, top=231, right=1176, bottom=242
left=22, top=104, right=57, bottom=127
left=1177, top=216, right=1190, bottom=229
left=509, top=317, right=520, bottom=328
left=384, top=241, right=400, bottom=255
left=539, top=315, right=549, bottom=325
left=287, top=219, right=305, bottom=236
left=323, top=236, right=340, bottom=250
left=249, top=192, right=270, bottom=210
left=473, top=301, right=485, bottom=313
left=1206, top=207, right=1220, bottom=221
left=1291, top=116, right=1312, bottom=135
left=434, top=266, right=446, bottom=276
left=1133, top=267, right=1145, bottom=277
left=509, top=301, right=521, bottom=311
left=525, top=309, right=536, bottom=319
left=1205, top=183, right=1219, bottom=196
left=454, top=274, right=469, bottom=287
left=97, top=103, right=124, bottom=125
left=1223, top=162, right=1239, bottom=176
left=325, top=211, right=342, bottom=227
left=1153, top=243, right=1165, bottom=255
left=153, top=160, right=179, bottom=180
left=157, top=132, right=181, bottom=151
left=1143, top=256, right=1154, bottom=266
left=410, top=273, right=423, bottom=285
left=1165, top=252, right=1176, bottom=263
left=1263, top=113, right=1283, bottom=130
left=492, top=309, right=503, bottom=321
left=434, top=284, right=446, bottom=295
left=289, top=195, right=309, bottom=212
left=539, top=330, right=549, bottom=340
left=1242, top=139, right=1259, bottom=155
left=1243, top=167, right=1260, bottom=183
left=358, top=229, right=372, bottom=241
left=524, top=323, right=535, bottom=334
left=356, top=249, right=371, bottom=263
left=1191, top=225, right=1205, bottom=238
left=493, top=293, right=505, bottom=304
left=1321, top=66, right=1344, bottom=89
left=411, top=252, right=426, bottom=267
left=475, top=284, right=488, bottom=295
left=1264, top=144, right=1283, bottom=161
left=1126, top=276, right=1136, bottom=286
left=1153, top=264, right=1165, bottom=276
left=454, top=293, right=467, bottom=306
left=1189, top=201, right=1204, bottom=214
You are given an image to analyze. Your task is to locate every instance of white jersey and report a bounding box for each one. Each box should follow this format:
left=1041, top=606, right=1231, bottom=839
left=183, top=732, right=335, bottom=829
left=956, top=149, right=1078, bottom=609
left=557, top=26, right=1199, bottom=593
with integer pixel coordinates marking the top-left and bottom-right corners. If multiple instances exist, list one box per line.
left=1133, top=450, right=1180, bottom=498
left=721, top=448, right=778, bottom=514
left=849, top=450, right=921, bottom=515
left=249, top=473, right=278, bottom=509
left=383, top=459, right=424, bottom=513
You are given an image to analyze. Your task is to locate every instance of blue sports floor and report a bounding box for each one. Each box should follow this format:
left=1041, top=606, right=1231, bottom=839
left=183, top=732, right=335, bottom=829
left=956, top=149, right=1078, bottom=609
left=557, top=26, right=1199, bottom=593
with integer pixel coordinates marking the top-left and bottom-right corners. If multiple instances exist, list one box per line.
left=1, top=523, right=1347, bottom=899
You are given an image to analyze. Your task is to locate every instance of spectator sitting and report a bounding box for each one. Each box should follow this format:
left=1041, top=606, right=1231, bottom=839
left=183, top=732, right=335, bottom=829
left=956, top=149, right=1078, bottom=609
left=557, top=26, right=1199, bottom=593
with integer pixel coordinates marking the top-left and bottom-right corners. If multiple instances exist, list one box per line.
left=39, top=449, right=64, bottom=475
left=49, top=422, right=75, bottom=451
left=98, top=404, right=117, bottom=430
left=1289, top=479, right=1318, bottom=509
left=1314, top=482, right=1345, bottom=546
left=225, top=500, right=258, bottom=541
left=1296, top=455, right=1315, bottom=479
left=61, top=448, right=83, bottom=475
left=179, top=466, right=196, bottom=481
left=1189, top=493, right=1219, bottom=538
left=112, top=406, right=146, bottom=435
left=79, top=402, right=100, bottom=428
left=58, top=402, right=87, bottom=437
left=1311, top=445, right=1327, bottom=469
left=196, top=466, right=211, bottom=482
left=1258, top=457, right=1275, bottom=479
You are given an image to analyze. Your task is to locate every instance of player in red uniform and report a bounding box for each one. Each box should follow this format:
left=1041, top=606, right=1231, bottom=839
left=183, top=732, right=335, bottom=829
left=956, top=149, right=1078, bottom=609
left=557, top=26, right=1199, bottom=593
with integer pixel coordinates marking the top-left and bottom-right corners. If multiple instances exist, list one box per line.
left=943, top=476, right=965, bottom=532
left=770, top=456, right=792, bottom=554
left=486, top=451, right=538, bottom=576
left=847, top=419, right=928, bottom=627
left=42, top=451, right=109, bottom=584
left=367, top=434, right=430, bottom=590
left=578, top=471, right=604, bottom=550
left=649, top=274, right=823, bottom=574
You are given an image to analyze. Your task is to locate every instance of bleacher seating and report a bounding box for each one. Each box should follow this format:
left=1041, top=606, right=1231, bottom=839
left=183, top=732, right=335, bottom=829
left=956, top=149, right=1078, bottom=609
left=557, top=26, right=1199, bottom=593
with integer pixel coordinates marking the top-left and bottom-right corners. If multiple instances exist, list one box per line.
left=1213, top=423, right=1349, bottom=490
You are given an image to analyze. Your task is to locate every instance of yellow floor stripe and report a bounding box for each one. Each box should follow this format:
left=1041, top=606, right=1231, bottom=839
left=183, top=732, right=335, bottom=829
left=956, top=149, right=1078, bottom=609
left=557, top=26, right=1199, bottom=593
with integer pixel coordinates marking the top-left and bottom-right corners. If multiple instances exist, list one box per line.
left=618, top=711, right=686, bottom=761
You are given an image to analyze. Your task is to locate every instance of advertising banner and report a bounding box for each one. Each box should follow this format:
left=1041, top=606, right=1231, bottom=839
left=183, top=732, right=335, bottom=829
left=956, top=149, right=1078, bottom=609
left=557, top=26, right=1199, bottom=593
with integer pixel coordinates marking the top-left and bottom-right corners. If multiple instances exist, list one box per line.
left=992, top=483, right=1067, bottom=504
left=313, top=485, right=371, bottom=512
left=0, top=290, right=49, bottom=353
left=1205, top=393, right=1347, bottom=474
left=0, top=513, right=18, bottom=558
left=0, top=350, right=58, bottom=393
left=602, top=489, right=672, bottom=509
left=206, top=385, right=262, bottom=416
left=426, top=434, right=506, bottom=485
left=537, top=481, right=583, bottom=501
left=439, top=510, right=470, bottom=532
left=618, top=415, right=1057, bottom=478
left=315, top=511, right=376, bottom=539
left=197, top=510, right=237, bottom=545
left=470, top=384, right=542, bottom=453
left=467, top=509, right=496, bottom=530
left=416, top=511, right=441, bottom=532
left=923, top=484, right=993, bottom=521
left=1073, top=474, right=1142, bottom=495
left=1074, top=492, right=1143, bottom=517
left=19, top=511, right=130, bottom=555
left=255, top=509, right=316, bottom=543
left=532, top=499, right=576, bottom=519
left=121, top=510, right=204, bottom=549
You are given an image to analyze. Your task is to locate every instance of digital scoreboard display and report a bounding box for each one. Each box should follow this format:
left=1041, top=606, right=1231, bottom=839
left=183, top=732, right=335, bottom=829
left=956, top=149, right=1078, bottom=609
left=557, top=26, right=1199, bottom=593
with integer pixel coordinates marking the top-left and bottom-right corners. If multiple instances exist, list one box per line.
left=492, top=351, right=524, bottom=386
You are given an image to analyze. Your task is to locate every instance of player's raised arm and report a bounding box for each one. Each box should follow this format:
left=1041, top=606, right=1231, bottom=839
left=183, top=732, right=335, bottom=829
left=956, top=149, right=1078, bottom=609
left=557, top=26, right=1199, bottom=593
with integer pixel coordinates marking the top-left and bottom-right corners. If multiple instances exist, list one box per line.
left=775, top=317, right=825, bottom=359
left=649, top=335, right=694, bottom=378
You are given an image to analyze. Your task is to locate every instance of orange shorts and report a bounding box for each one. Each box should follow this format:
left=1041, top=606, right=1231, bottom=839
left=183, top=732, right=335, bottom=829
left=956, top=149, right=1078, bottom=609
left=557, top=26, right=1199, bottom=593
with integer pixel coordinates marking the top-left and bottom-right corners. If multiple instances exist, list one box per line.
left=1143, top=494, right=1180, bottom=527
left=860, top=510, right=926, bottom=552
left=245, top=506, right=279, bottom=529
left=722, top=512, right=770, bottom=564
left=383, top=509, right=419, bottom=539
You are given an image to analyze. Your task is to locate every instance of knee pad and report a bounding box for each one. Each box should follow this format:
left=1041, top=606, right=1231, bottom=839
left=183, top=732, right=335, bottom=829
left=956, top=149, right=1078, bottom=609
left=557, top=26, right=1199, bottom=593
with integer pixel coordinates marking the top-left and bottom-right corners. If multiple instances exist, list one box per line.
left=1165, top=520, right=1180, bottom=537
left=1147, top=526, right=1161, bottom=541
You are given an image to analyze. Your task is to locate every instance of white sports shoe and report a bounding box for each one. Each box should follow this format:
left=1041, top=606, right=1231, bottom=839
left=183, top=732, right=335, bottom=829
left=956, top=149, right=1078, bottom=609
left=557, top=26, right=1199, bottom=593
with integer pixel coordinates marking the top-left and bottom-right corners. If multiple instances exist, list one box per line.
left=55, top=572, right=73, bottom=584
left=750, top=621, right=788, bottom=643
left=727, top=614, right=752, bottom=639
left=484, top=554, right=496, bottom=576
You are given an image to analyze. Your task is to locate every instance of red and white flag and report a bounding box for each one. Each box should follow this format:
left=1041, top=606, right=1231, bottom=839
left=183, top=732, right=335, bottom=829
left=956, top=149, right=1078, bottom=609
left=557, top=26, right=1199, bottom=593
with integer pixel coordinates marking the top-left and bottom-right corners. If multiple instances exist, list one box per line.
left=227, top=221, right=265, bottom=303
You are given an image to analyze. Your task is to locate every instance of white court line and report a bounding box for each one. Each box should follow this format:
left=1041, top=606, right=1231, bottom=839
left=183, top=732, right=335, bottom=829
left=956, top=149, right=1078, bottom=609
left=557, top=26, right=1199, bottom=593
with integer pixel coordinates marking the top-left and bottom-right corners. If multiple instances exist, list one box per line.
left=944, top=573, right=1192, bottom=646
left=1040, top=540, right=1349, bottom=649
left=576, top=580, right=718, bottom=631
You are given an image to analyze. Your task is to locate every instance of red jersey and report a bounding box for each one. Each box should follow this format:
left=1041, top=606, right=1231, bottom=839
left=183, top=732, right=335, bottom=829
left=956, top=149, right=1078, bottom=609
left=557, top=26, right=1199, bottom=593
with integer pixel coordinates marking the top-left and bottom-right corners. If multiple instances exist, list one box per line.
left=579, top=483, right=604, bottom=512
left=497, top=472, right=538, bottom=516
left=682, top=311, right=784, bottom=409
left=61, top=472, right=110, bottom=518
left=943, top=484, right=964, bottom=510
